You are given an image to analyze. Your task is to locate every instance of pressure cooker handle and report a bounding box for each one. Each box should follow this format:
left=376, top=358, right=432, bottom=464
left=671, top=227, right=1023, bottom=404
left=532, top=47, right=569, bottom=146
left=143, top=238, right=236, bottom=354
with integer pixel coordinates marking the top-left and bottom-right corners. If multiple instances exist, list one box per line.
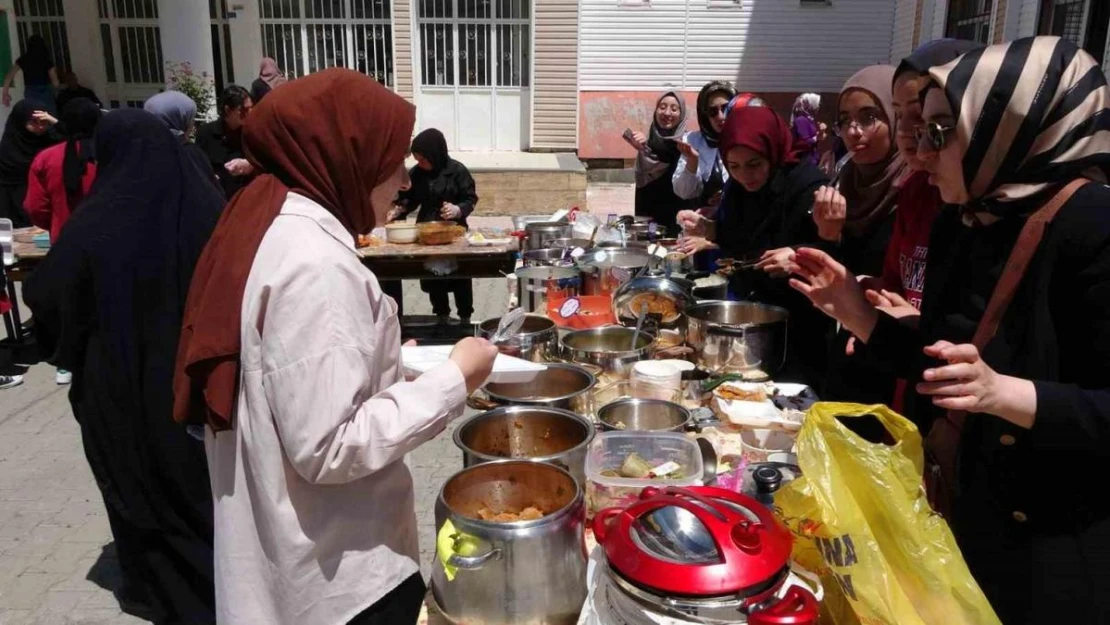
left=447, top=547, right=503, bottom=571
left=746, top=587, right=820, bottom=625
left=591, top=507, right=623, bottom=543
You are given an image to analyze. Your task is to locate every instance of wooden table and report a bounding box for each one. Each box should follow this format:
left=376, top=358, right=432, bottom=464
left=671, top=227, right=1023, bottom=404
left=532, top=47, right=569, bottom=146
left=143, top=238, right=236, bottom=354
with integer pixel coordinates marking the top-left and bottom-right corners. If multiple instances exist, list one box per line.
left=358, top=237, right=518, bottom=280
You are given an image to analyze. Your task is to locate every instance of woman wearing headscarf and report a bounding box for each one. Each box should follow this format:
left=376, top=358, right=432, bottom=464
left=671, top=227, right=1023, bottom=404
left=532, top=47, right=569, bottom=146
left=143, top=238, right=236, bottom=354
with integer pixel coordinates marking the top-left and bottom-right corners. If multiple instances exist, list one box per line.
left=791, top=37, right=1110, bottom=623
left=24, top=98, right=100, bottom=243
left=789, top=93, right=823, bottom=165
left=250, top=57, right=287, bottom=104
left=0, top=99, right=59, bottom=227
left=391, top=127, right=479, bottom=326
left=144, top=90, right=222, bottom=191
left=628, top=91, right=689, bottom=233
left=173, top=69, right=497, bottom=625
left=2, top=35, right=59, bottom=112
left=23, top=109, right=225, bottom=624
left=709, top=106, right=831, bottom=387
left=673, top=80, right=736, bottom=206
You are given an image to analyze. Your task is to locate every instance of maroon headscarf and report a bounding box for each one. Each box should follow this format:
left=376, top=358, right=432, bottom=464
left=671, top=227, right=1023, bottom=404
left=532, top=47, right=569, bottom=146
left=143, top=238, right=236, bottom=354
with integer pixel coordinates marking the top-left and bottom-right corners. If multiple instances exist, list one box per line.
left=173, top=68, right=416, bottom=431
left=719, top=106, right=806, bottom=169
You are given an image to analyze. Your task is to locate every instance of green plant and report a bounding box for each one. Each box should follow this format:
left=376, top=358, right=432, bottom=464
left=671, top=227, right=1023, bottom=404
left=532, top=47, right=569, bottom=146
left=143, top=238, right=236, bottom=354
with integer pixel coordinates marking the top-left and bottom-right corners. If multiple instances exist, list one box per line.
left=164, top=61, right=215, bottom=122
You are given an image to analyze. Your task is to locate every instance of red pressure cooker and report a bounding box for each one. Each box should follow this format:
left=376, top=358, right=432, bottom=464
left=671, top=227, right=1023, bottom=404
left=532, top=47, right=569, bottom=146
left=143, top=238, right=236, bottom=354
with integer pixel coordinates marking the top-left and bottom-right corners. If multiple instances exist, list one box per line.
left=593, top=486, right=820, bottom=625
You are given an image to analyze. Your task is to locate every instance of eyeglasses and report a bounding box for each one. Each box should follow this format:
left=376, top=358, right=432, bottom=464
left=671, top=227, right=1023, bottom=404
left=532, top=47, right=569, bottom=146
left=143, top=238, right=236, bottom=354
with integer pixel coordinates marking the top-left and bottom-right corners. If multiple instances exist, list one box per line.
left=833, top=111, right=883, bottom=136
left=914, top=121, right=956, bottom=151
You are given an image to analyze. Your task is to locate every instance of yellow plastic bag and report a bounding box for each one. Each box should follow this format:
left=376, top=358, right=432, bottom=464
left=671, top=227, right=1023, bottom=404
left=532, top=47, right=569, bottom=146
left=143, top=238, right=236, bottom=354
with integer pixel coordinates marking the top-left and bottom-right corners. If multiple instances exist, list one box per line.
left=775, top=402, right=1000, bottom=625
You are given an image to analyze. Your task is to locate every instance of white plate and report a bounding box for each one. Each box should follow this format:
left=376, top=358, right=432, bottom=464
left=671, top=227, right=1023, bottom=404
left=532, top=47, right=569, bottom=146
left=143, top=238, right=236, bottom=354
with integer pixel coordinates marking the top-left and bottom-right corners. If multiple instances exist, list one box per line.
left=401, top=345, right=545, bottom=384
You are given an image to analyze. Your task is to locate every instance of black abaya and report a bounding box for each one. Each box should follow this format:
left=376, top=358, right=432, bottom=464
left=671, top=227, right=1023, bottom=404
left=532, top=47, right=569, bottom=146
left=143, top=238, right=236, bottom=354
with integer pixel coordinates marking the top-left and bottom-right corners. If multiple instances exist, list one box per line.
left=24, top=109, right=226, bottom=625
left=0, top=99, right=58, bottom=227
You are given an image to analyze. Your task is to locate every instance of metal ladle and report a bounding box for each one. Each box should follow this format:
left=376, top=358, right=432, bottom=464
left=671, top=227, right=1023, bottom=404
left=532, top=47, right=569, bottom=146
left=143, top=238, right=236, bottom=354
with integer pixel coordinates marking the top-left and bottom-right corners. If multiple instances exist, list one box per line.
left=488, top=307, right=527, bottom=344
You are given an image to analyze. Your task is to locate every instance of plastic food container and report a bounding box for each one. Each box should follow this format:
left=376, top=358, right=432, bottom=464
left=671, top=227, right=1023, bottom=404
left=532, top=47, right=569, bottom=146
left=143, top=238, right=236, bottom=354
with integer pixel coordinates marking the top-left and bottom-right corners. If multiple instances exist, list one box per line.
left=629, top=361, right=682, bottom=401
left=585, top=431, right=703, bottom=515
left=740, top=428, right=796, bottom=464
left=385, top=222, right=419, bottom=243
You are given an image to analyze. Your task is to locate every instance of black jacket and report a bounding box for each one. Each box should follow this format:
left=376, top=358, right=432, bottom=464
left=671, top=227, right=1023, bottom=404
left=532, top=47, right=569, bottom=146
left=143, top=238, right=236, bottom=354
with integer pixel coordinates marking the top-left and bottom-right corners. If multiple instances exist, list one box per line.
left=714, top=162, right=831, bottom=388
left=195, top=118, right=250, bottom=199
left=865, top=182, right=1110, bottom=624
left=395, top=159, right=478, bottom=227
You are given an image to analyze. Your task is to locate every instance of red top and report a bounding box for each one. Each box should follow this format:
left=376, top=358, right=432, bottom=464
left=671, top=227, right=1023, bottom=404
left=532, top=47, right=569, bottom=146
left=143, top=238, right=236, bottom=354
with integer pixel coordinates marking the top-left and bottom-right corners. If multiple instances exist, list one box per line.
left=24, top=143, right=98, bottom=243
left=880, top=170, right=943, bottom=310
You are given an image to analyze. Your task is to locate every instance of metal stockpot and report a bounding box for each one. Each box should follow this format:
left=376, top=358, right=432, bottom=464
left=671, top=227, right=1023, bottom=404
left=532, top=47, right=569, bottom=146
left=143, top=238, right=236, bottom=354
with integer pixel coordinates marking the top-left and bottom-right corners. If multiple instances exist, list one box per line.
left=475, top=363, right=597, bottom=415
left=685, top=301, right=789, bottom=378
left=515, top=266, right=581, bottom=313
left=525, top=223, right=574, bottom=250
left=476, top=314, right=557, bottom=362
left=453, top=405, right=596, bottom=484
left=560, top=326, right=655, bottom=379
left=597, top=398, right=692, bottom=433
left=575, top=248, right=653, bottom=296
left=522, top=248, right=575, bottom=268
left=431, top=461, right=587, bottom=625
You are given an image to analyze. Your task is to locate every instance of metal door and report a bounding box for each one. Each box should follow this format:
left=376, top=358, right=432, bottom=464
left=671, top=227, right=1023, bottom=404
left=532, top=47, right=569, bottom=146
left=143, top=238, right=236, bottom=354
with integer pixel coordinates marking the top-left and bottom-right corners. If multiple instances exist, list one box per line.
left=416, top=0, right=530, bottom=151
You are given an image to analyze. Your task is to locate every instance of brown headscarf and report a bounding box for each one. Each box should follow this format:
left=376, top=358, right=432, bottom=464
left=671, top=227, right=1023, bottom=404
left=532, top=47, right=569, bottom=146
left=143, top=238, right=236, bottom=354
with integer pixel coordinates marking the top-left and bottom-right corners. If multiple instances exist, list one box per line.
left=172, top=68, right=416, bottom=431
left=837, top=65, right=909, bottom=237
left=259, top=57, right=287, bottom=89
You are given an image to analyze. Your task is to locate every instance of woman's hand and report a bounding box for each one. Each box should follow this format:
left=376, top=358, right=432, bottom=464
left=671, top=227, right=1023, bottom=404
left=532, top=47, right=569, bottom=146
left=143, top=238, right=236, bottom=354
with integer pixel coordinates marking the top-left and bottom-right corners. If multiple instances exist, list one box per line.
left=2, top=90, right=10, bottom=107
left=918, top=341, right=1037, bottom=428
left=812, top=185, right=847, bottom=242
left=31, top=111, right=57, bottom=126
left=675, top=236, right=717, bottom=255
left=865, top=288, right=919, bottom=321
left=789, top=247, right=877, bottom=340
left=629, top=131, right=647, bottom=152
left=676, top=140, right=699, bottom=172
left=450, top=337, right=500, bottom=394
left=676, top=210, right=705, bottom=236
left=756, top=247, right=797, bottom=278
left=816, top=122, right=828, bottom=144
left=440, top=202, right=462, bottom=220
left=225, top=158, right=254, bottom=177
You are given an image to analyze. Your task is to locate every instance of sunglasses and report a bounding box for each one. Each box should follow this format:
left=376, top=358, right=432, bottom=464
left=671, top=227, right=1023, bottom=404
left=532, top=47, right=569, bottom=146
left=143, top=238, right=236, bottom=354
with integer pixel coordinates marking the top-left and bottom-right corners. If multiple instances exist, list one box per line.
left=708, top=104, right=729, bottom=117
left=913, top=121, right=956, bottom=151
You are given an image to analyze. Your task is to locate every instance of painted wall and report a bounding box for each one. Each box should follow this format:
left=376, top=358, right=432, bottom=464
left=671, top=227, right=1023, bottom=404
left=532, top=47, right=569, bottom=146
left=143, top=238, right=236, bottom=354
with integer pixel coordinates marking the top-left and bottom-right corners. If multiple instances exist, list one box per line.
left=578, top=90, right=839, bottom=160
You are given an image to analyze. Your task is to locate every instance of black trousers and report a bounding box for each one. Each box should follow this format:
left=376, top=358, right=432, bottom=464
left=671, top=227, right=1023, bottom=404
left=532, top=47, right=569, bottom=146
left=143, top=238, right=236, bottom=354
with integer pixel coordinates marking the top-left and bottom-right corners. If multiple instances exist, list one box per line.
left=346, top=573, right=426, bottom=625
left=420, top=279, right=473, bottom=317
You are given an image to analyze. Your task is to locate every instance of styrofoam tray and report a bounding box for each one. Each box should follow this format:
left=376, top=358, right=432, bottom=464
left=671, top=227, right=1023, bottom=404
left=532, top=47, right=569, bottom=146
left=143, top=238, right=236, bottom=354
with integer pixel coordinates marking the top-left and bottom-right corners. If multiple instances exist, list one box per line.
left=401, top=345, right=546, bottom=384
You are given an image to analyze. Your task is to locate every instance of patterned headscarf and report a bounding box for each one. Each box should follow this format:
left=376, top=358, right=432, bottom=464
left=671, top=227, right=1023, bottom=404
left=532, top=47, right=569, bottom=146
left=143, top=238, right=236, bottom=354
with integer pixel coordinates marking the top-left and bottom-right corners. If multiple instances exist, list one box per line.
left=790, top=93, right=821, bottom=126
left=926, top=36, right=1110, bottom=217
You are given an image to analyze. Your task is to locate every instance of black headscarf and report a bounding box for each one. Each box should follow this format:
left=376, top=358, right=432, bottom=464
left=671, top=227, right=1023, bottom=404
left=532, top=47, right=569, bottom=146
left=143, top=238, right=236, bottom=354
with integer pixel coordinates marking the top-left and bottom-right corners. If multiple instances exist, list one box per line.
left=695, top=81, right=737, bottom=148
left=411, top=128, right=449, bottom=172
left=60, top=98, right=101, bottom=194
left=896, top=38, right=986, bottom=80
left=0, top=98, right=57, bottom=185
left=646, top=91, right=687, bottom=164
left=24, top=35, right=49, bottom=63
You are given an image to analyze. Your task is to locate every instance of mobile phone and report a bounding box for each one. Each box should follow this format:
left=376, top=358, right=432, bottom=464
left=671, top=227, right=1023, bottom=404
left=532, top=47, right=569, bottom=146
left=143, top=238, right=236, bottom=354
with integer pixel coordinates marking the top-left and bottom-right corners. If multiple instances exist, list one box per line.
left=621, top=128, right=637, bottom=145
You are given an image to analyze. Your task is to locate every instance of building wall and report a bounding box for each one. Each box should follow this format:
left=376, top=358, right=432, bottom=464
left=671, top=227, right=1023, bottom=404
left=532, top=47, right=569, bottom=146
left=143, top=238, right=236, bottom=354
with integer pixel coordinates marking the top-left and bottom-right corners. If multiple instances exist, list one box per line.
left=532, top=0, right=579, bottom=150
left=892, top=0, right=918, bottom=64
left=1016, top=0, right=1039, bottom=38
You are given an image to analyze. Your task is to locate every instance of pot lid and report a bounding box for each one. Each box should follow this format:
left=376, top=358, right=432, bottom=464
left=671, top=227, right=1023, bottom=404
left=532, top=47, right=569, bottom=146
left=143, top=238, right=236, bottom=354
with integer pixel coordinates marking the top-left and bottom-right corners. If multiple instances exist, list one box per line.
left=611, top=276, right=692, bottom=327
left=593, top=486, right=794, bottom=597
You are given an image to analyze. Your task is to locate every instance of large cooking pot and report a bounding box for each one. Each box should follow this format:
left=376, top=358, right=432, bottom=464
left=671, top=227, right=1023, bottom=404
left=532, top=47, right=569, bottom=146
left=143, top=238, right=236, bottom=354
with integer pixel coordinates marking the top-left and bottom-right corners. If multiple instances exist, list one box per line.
left=546, top=237, right=591, bottom=250
left=686, top=301, right=788, bottom=378
left=576, top=248, right=654, bottom=296
left=611, top=275, right=693, bottom=332
left=597, top=398, right=692, bottom=433
left=453, top=406, right=595, bottom=484
left=431, top=461, right=587, bottom=625
left=515, top=266, right=581, bottom=313
left=525, top=222, right=574, bottom=250
left=476, top=314, right=557, bottom=362
left=522, top=248, right=575, bottom=268
left=475, top=362, right=596, bottom=414
left=560, top=326, right=655, bottom=379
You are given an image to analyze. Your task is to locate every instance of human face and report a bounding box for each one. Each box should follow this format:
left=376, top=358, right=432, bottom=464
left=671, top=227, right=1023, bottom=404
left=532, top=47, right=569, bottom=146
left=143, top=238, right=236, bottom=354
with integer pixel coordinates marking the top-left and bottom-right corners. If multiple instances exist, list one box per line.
left=707, top=93, right=730, bottom=133
left=836, top=89, right=891, bottom=165
left=655, top=96, right=682, bottom=131
left=24, top=117, right=49, bottom=135
left=414, top=153, right=433, bottom=171
left=223, top=97, right=253, bottom=130
left=919, top=88, right=968, bottom=204
left=892, top=73, right=928, bottom=170
left=725, top=145, right=771, bottom=192
left=371, top=162, right=412, bottom=225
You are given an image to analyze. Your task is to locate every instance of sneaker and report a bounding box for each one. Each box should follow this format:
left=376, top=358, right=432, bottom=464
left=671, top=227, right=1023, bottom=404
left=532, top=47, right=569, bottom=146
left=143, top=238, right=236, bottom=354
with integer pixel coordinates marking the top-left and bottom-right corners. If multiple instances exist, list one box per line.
left=56, top=369, right=72, bottom=385
left=0, top=375, right=23, bottom=390
left=436, top=314, right=451, bottom=326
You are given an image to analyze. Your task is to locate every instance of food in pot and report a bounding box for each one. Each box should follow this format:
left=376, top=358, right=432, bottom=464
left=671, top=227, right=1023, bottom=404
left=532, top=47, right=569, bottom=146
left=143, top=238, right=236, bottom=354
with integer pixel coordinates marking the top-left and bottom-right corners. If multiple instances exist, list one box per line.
left=626, top=293, right=681, bottom=324
left=418, top=222, right=466, bottom=245
left=715, top=384, right=769, bottom=402
left=476, top=505, right=547, bottom=523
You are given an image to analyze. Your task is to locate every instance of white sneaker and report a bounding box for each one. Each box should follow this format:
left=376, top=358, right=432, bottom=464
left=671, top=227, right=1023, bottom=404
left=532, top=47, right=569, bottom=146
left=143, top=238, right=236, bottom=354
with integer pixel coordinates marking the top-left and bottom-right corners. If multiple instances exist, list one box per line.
left=56, top=369, right=72, bottom=385
left=0, top=375, right=23, bottom=389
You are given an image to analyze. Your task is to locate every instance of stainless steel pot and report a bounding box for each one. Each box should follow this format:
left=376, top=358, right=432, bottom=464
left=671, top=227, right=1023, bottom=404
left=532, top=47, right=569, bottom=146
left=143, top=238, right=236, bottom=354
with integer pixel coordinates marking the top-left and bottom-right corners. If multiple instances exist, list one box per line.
left=431, top=461, right=587, bottom=625
left=478, top=363, right=596, bottom=414
left=546, top=237, right=591, bottom=250
left=513, top=215, right=567, bottom=231
left=522, top=248, right=575, bottom=267
left=560, top=326, right=655, bottom=379
left=689, top=273, right=729, bottom=301
left=597, top=398, right=691, bottom=432
left=453, top=406, right=596, bottom=484
left=477, top=314, right=557, bottom=362
left=576, top=248, right=654, bottom=296
left=611, top=275, right=694, bottom=332
left=525, top=223, right=574, bottom=250
left=514, top=266, right=581, bottom=313
left=685, top=301, right=789, bottom=378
